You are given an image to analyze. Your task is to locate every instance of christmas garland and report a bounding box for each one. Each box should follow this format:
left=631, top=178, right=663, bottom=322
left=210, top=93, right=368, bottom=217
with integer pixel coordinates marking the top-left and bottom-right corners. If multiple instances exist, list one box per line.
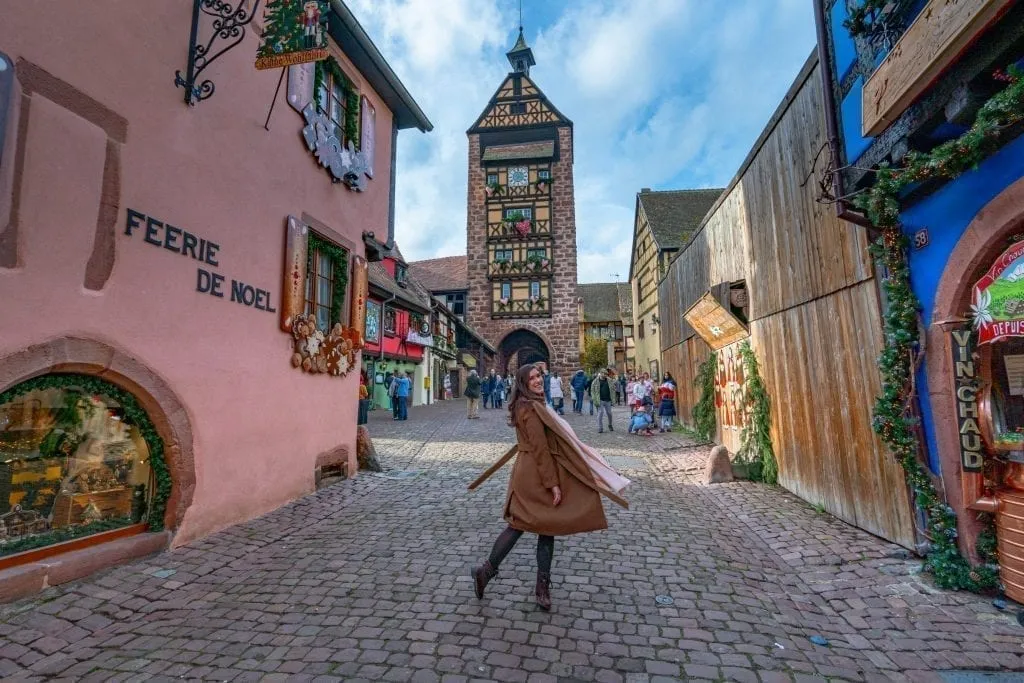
left=692, top=352, right=717, bottom=441
left=737, top=341, right=779, bottom=485
left=855, top=66, right=1023, bottom=591
left=307, top=231, right=349, bottom=328
left=313, top=57, right=360, bottom=149
left=0, top=374, right=172, bottom=532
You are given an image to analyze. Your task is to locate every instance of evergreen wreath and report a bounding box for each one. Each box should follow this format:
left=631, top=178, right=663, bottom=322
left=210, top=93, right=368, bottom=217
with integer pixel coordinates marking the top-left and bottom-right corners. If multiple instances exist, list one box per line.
left=854, top=66, right=1023, bottom=591
left=306, top=231, right=349, bottom=329
left=0, top=374, right=172, bottom=532
left=737, top=341, right=779, bottom=485
left=313, top=56, right=361, bottom=149
left=692, top=352, right=717, bottom=442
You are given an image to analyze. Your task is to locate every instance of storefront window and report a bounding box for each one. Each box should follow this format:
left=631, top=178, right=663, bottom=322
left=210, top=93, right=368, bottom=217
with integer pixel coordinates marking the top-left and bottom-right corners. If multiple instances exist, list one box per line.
left=0, top=382, right=154, bottom=557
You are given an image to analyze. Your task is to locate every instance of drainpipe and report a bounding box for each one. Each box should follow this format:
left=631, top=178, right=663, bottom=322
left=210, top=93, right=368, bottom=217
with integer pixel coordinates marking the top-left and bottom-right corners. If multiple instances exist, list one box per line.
left=812, top=0, right=878, bottom=234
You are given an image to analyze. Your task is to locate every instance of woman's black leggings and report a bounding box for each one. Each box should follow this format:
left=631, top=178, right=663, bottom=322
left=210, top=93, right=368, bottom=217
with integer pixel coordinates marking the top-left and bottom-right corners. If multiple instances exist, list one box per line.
left=488, top=525, right=554, bottom=575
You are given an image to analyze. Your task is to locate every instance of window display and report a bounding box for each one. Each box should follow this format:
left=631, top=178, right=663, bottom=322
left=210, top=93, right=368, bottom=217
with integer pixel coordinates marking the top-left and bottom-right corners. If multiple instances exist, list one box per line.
left=0, top=383, right=153, bottom=556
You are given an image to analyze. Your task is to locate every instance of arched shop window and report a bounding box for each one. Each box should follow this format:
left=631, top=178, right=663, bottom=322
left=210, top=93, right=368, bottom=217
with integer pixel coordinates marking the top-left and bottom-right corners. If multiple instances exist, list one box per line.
left=0, top=374, right=170, bottom=558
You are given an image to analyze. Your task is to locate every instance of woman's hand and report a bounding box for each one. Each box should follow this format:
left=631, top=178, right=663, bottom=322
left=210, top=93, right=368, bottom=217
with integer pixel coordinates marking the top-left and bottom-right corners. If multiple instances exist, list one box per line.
left=551, top=486, right=562, bottom=506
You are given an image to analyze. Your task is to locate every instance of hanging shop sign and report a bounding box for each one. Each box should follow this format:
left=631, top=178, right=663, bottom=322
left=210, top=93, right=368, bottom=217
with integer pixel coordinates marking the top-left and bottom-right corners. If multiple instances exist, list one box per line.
left=684, top=291, right=750, bottom=351
left=950, top=328, right=983, bottom=471
left=970, top=240, right=1024, bottom=345
left=124, top=209, right=275, bottom=314
left=255, top=0, right=330, bottom=70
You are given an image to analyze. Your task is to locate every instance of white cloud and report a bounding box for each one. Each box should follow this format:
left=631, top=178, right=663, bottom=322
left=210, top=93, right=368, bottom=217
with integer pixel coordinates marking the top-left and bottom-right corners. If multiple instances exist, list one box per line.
left=347, top=0, right=816, bottom=282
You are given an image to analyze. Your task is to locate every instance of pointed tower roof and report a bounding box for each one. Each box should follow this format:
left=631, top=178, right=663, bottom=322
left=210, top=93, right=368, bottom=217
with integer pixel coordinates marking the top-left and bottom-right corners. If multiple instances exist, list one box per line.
left=506, top=27, right=536, bottom=75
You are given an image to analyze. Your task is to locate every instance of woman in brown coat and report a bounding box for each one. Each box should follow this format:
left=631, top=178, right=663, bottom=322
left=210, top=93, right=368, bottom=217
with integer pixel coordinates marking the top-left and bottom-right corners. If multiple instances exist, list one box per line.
left=472, top=363, right=622, bottom=610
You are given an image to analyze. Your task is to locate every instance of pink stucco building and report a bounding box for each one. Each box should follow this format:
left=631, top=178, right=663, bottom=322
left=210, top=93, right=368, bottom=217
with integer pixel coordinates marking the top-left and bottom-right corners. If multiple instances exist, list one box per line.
left=0, top=0, right=430, bottom=597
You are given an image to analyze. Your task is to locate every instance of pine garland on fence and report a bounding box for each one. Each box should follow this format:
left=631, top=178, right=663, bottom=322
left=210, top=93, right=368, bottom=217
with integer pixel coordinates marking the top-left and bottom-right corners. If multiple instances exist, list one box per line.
left=855, top=66, right=1023, bottom=591
left=737, top=341, right=779, bottom=485
left=692, top=352, right=717, bottom=442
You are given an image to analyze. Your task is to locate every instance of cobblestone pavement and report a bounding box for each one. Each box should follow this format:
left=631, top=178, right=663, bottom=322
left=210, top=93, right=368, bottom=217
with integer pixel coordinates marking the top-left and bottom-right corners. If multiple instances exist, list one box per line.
left=1, top=400, right=1022, bottom=682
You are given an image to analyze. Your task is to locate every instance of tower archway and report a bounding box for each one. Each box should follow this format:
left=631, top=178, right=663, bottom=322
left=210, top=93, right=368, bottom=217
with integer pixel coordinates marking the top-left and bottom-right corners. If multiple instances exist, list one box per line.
left=497, top=328, right=551, bottom=377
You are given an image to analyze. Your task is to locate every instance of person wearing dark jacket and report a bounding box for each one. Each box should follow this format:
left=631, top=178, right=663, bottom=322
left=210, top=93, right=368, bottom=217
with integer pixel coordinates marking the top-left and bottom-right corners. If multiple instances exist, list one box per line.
left=465, top=370, right=481, bottom=419
left=570, top=370, right=587, bottom=414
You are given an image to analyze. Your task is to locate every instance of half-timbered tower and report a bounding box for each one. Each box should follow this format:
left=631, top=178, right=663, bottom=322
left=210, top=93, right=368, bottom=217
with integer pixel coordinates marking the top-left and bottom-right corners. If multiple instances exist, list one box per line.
left=465, top=29, right=578, bottom=376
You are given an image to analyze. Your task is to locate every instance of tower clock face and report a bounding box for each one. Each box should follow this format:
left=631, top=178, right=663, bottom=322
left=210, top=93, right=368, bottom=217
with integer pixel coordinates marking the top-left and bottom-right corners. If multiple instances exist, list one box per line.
left=507, top=166, right=529, bottom=187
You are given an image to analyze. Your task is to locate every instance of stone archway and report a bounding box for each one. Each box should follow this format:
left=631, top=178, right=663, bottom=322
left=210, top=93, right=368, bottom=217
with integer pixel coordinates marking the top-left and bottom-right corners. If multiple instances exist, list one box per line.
left=0, top=336, right=196, bottom=531
left=927, top=176, right=1024, bottom=561
left=497, top=328, right=551, bottom=377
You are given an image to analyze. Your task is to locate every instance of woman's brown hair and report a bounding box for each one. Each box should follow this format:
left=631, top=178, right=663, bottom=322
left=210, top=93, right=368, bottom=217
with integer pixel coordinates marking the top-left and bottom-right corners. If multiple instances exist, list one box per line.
left=507, top=363, right=543, bottom=425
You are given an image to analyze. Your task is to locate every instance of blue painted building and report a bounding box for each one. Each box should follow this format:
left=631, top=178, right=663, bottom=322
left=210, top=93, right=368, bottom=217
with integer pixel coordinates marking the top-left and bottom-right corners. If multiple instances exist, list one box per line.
left=816, top=0, right=1024, bottom=566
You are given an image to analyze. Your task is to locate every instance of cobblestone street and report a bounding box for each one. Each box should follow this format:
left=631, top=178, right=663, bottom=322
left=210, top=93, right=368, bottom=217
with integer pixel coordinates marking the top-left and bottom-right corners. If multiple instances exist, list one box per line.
left=0, top=400, right=1022, bottom=682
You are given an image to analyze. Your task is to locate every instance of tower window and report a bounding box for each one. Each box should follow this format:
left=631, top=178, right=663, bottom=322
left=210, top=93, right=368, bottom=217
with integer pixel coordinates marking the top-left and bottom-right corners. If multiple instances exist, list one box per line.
left=501, top=282, right=512, bottom=299
left=495, top=249, right=513, bottom=262
left=510, top=102, right=526, bottom=114
left=538, top=169, right=550, bottom=180
left=530, top=281, right=540, bottom=298
left=504, top=207, right=532, bottom=220
left=487, top=173, right=498, bottom=185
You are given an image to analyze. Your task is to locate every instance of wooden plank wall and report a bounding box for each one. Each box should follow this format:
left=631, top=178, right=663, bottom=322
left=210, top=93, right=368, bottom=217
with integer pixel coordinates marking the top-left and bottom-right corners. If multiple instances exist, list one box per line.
left=657, top=56, right=915, bottom=549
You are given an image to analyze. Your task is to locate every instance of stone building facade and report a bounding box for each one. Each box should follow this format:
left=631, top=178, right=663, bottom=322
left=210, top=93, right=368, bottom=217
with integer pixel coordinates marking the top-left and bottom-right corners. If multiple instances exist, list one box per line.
left=464, top=30, right=579, bottom=376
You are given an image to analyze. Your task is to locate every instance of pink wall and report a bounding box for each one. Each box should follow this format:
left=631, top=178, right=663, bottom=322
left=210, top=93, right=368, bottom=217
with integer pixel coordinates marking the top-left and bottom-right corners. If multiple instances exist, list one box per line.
left=0, top=2, right=398, bottom=544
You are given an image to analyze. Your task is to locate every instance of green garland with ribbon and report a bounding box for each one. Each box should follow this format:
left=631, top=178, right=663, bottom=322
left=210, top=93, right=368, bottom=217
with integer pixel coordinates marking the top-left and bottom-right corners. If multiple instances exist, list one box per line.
left=313, top=56, right=360, bottom=149
left=855, top=66, right=1023, bottom=591
left=737, top=341, right=779, bottom=485
left=692, top=352, right=717, bottom=442
left=307, top=231, right=349, bottom=328
left=0, top=373, right=172, bottom=532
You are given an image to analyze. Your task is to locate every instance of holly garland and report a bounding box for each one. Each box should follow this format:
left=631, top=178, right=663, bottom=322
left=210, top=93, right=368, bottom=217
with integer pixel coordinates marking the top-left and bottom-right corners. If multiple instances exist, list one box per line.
left=0, top=374, right=172, bottom=532
left=307, top=231, right=349, bottom=328
left=856, top=66, right=1023, bottom=591
left=692, top=352, right=717, bottom=442
left=737, top=341, right=779, bottom=485
left=313, top=56, right=361, bottom=149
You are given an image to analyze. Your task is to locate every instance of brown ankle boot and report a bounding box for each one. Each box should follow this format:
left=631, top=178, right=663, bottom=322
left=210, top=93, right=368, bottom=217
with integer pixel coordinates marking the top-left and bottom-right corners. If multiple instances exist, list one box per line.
left=535, top=572, right=552, bottom=611
left=472, top=561, right=497, bottom=599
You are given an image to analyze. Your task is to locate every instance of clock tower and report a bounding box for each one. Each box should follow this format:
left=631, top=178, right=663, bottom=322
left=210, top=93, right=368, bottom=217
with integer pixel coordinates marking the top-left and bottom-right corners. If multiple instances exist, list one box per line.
left=465, top=28, right=579, bottom=376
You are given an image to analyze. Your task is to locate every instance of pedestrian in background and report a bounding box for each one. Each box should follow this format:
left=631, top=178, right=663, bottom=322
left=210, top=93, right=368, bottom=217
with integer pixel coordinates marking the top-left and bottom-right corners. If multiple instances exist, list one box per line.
left=394, top=371, right=411, bottom=421
left=549, top=372, right=565, bottom=415
left=471, top=364, right=630, bottom=611
left=465, top=370, right=481, bottom=419
left=570, top=370, right=587, bottom=413
left=493, top=373, right=505, bottom=409
left=658, top=373, right=677, bottom=432
left=482, top=371, right=494, bottom=409
left=616, top=373, right=627, bottom=406
left=388, top=372, right=400, bottom=420
left=444, top=374, right=452, bottom=400
left=542, top=365, right=552, bottom=407
left=591, top=370, right=614, bottom=433
left=584, top=372, right=594, bottom=415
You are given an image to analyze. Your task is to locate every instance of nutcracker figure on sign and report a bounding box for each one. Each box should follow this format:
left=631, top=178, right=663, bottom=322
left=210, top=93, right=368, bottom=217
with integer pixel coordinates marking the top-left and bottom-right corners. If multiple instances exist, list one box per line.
left=301, top=1, right=321, bottom=49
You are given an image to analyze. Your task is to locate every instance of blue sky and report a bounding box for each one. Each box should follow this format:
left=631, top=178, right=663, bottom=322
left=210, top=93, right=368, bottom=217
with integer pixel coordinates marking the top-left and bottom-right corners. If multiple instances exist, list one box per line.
left=347, top=0, right=818, bottom=282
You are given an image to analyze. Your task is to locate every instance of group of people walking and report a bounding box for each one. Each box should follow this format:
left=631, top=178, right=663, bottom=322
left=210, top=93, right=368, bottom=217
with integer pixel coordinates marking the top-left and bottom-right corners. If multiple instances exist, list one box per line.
left=463, top=369, right=511, bottom=419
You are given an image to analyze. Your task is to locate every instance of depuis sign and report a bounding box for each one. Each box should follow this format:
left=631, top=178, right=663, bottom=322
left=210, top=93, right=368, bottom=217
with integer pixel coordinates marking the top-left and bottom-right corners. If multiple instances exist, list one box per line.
left=255, top=0, right=330, bottom=70
left=970, top=240, right=1024, bottom=345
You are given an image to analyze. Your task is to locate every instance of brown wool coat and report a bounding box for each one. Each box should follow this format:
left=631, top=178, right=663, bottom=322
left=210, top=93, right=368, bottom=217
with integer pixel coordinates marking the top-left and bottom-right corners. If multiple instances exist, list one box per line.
left=504, top=401, right=609, bottom=536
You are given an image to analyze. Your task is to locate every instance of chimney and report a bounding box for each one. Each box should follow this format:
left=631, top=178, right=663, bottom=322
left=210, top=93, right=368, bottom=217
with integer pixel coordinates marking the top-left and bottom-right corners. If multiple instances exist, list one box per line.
left=641, top=187, right=651, bottom=193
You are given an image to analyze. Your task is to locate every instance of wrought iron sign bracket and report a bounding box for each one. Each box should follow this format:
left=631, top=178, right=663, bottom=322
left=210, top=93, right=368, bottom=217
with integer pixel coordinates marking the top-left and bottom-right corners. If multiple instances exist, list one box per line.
left=174, top=0, right=262, bottom=106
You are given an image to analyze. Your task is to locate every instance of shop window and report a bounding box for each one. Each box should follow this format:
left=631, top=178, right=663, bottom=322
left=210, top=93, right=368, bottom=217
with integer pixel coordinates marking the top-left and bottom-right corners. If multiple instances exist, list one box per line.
left=0, top=377, right=160, bottom=558
left=304, top=233, right=349, bottom=333
left=383, top=306, right=396, bottom=335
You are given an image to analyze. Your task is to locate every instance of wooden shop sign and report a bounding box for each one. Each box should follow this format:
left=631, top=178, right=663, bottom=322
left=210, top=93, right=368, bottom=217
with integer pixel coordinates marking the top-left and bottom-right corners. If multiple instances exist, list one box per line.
left=255, top=0, right=330, bottom=70
left=684, top=291, right=750, bottom=351
left=951, top=328, right=983, bottom=472
left=123, top=208, right=276, bottom=314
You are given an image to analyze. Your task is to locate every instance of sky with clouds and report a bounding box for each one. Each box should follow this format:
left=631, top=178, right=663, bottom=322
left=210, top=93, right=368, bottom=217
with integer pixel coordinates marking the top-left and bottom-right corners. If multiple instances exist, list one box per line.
left=347, top=0, right=818, bottom=283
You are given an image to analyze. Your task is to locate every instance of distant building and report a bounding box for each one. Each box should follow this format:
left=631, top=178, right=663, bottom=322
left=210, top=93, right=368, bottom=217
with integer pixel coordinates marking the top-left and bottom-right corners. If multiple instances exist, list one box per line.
left=577, top=283, right=634, bottom=375
left=628, top=189, right=722, bottom=380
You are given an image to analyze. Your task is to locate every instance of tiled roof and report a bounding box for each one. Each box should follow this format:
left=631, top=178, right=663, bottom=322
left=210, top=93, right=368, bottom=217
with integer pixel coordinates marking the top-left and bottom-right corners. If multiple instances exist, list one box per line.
left=578, top=283, right=624, bottom=323
left=482, top=141, right=555, bottom=161
left=639, top=188, right=724, bottom=250
left=616, top=282, right=633, bottom=324
left=407, top=255, right=469, bottom=292
left=368, top=263, right=431, bottom=312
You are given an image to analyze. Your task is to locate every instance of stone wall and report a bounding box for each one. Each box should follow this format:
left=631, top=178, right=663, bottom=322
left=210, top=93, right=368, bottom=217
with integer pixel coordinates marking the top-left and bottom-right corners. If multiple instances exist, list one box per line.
left=465, top=127, right=579, bottom=376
